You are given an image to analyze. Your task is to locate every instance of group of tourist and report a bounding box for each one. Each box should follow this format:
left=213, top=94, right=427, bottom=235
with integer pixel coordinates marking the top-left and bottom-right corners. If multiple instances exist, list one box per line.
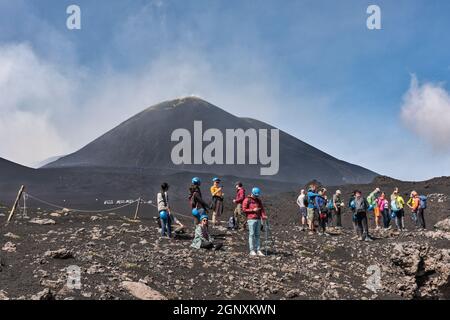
left=155, top=178, right=428, bottom=256
left=297, top=185, right=428, bottom=242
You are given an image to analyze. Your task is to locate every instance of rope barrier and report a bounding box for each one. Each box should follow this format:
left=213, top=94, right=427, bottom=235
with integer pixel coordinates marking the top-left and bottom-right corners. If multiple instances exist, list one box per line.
left=24, top=191, right=195, bottom=221
left=25, top=192, right=139, bottom=214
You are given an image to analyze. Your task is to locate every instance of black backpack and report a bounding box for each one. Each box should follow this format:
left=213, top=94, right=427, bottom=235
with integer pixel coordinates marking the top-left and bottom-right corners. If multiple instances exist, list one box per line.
left=227, top=216, right=237, bottom=230
left=355, top=198, right=367, bottom=213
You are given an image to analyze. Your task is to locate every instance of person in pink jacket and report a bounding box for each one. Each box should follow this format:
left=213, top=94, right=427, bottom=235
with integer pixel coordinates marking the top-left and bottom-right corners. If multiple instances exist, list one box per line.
left=376, top=192, right=390, bottom=229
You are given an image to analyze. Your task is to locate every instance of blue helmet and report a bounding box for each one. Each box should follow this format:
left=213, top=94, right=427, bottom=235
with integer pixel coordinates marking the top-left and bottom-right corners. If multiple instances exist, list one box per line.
left=252, top=187, right=261, bottom=197
left=212, top=177, right=221, bottom=183
left=159, top=210, right=168, bottom=220
left=192, top=177, right=201, bottom=185
left=200, top=214, right=209, bottom=222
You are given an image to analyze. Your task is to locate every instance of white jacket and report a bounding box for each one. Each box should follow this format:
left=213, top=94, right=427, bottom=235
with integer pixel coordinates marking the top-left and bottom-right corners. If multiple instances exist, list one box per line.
left=157, top=192, right=169, bottom=212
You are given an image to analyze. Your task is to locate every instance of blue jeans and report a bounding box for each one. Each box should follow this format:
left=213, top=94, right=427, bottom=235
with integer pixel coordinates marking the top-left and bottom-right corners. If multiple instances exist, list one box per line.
left=161, top=215, right=172, bottom=237
left=248, top=219, right=261, bottom=252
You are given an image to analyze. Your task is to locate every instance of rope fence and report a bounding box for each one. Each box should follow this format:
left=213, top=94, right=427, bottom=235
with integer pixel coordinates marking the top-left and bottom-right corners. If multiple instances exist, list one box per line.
left=24, top=192, right=139, bottom=214
left=6, top=189, right=196, bottom=223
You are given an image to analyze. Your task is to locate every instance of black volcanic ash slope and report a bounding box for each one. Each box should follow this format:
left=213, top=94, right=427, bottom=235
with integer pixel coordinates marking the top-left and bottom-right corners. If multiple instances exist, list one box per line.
left=45, top=97, right=377, bottom=185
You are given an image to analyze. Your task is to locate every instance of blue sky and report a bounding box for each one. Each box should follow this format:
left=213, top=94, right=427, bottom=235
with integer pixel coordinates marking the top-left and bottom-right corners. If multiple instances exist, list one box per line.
left=1, top=0, right=450, bottom=180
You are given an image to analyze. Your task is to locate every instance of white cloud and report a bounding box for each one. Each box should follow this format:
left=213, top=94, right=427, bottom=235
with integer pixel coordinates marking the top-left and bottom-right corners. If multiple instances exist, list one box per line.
left=0, top=44, right=73, bottom=166
left=401, top=75, right=450, bottom=150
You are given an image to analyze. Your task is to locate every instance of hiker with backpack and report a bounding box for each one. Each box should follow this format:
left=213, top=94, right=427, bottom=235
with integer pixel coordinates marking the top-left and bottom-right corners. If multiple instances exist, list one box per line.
left=210, top=177, right=224, bottom=227
left=233, top=182, right=246, bottom=231
left=296, top=189, right=308, bottom=231
left=189, top=177, right=210, bottom=224
left=376, top=192, right=390, bottom=229
left=242, top=187, right=267, bottom=256
left=157, top=182, right=172, bottom=238
left=331, top=190, right=344, bottom=228
left=191, top=214, right=223, bottom=251
left=417, top=194, right=427, bottom=230
left=315, top=189, right=329, bottom=235
left=407, top=191, right=420, bottom=227
left=367, top=188, right=381, bottom=229
left=354, top=190, right=373, bottom=241
left=307, top=185, right=320, bottom=233
left=349, top=191, right=357, bottom=234
left=390, top=189, right=406, bottom=231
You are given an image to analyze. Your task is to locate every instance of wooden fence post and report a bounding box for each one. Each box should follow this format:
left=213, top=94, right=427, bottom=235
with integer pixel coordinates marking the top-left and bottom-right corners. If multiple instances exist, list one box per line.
left=133, top=198, right=141, bottom=220
left=6, top=185, right=25, bottom=224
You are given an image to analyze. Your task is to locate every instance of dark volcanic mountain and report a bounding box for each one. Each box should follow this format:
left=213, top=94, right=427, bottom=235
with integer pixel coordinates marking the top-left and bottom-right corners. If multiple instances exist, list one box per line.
left=0, top=157, right=34, bottom=180
left=45, top=97, right=377, bottom=185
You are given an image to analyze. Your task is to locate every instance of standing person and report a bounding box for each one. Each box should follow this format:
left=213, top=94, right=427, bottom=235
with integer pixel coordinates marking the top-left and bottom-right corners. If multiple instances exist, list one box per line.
left=233, top=182, right=246, bottom=231
left=367, top=188, right=381, bottom=229
left=332, top=190, right=344, bottom=228
left=191, top=215, right=223, bottom=250
left=407, top=191, right=420, bottom=227
left=349, top=191, right=357, bottom=235
left=391, top=189, right=406, bottom=231
left=307, top=185, right=320, bottom=234
left=354, top=190, right=373, bottom=242
left=296, top=189, right=308, bottom=231
left=242, top=187, right=268, bottom=256
left=417, top=194, right=427, bottom=230
left=157, top=183, right=172, bottom=238
left=189, top=177, right=210, bottom=224
left=376, top=192, right=390, bottom=229
left=316, top=189, right=328, bottom=235
left=210, top=177, right=224, bottom=227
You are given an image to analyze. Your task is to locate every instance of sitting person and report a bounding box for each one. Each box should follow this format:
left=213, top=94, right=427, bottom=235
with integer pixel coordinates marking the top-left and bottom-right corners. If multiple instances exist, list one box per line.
left=191, top=215, right=223, bottom=250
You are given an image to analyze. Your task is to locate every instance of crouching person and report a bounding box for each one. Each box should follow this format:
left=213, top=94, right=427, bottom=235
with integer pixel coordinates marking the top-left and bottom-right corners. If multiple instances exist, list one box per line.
left=243, top=187, right=268, bottom=256
left=191, top=215, right=223, bottom=250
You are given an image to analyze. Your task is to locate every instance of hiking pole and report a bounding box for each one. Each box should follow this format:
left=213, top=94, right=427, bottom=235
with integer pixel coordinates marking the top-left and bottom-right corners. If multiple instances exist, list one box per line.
left=265, top=218, right=269, bottom=256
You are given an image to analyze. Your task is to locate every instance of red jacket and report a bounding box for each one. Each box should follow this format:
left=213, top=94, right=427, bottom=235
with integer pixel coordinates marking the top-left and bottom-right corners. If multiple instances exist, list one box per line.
left=242, top=196, right=267, bottom=220
left=234, top=187, right=246, bottom=204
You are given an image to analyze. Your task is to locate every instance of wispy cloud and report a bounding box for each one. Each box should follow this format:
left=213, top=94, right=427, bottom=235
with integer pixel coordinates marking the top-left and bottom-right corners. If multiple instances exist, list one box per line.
left=0, top=43, right=73, bottom=166
left=401, top=75, right=450, bottom=151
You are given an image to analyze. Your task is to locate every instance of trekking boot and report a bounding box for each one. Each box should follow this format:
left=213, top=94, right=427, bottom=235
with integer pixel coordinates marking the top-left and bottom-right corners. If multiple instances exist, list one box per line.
left=250, top=251, right=257, bottom=256
left=257, top=250, right=265, bottom=256
left=364, top=236, right=373, bottom=242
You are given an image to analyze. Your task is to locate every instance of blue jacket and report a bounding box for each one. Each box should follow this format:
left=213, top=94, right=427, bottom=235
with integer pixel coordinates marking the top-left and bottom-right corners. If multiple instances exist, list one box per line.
left=307, top=191, right=319, bottom=209
left=315, top=196, right=326, bottom=211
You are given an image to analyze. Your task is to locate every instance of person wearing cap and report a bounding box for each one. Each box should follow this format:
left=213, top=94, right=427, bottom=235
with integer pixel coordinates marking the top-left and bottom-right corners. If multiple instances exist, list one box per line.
left=391, top=188, right=406, bottom=231
left=191, top=215, right=223, bottom=250
left=233, top=181, right=246, bottom=231
left=354, top=190, right=373, bottom=241
left=210, top=177, right=224, bottom=227
left=332, top=189, right=344, bottom=228
left=242, top=187, right=267, bottom=256
left=367, top=187, right=381, bottom=229
left=306, top=184, right=320, bottom=233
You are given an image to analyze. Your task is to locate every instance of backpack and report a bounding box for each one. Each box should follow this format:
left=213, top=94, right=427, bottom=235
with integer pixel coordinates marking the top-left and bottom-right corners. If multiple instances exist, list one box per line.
left=227, top=216, right=236, bottom=229
left=303, top=196, right=308, bottom=207
left=327, top=199, right=334, bottom=210
left=391, top=199, right=399, bottom=212
left=355, top=198, right=367, bottom=213
left=188, top=191, right=197, bottom=209
left=419, top=195, right=427, bottom=209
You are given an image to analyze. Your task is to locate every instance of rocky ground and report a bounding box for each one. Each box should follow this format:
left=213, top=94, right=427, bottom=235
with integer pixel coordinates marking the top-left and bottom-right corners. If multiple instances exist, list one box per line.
left=1, top=176, right=450, bottom=300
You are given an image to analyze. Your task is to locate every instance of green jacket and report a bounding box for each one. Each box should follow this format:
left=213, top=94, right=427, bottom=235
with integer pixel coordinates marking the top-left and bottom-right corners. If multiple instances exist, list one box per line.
left=191, top=225, right=212, bottom=249
left=367, top=191, right=378, bottom=206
